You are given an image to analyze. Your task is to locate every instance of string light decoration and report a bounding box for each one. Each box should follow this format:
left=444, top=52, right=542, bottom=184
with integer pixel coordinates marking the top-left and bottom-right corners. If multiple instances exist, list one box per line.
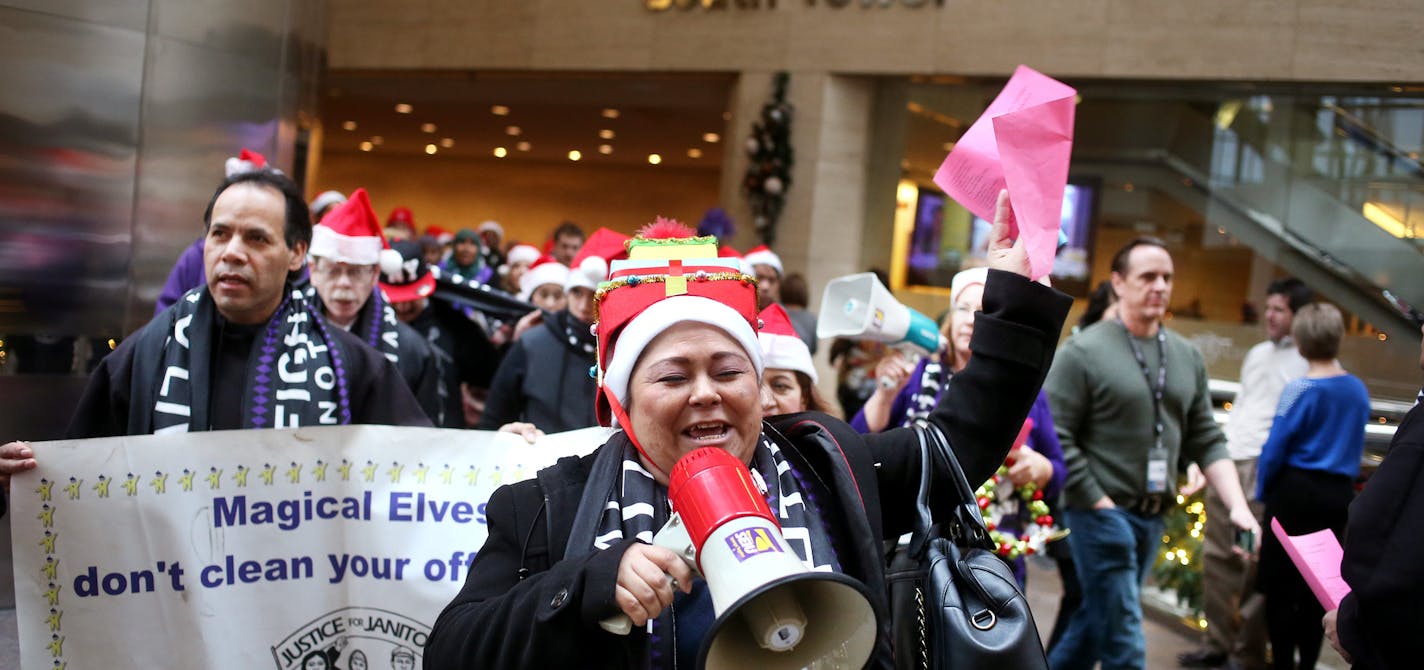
left=742, top=72, right=794, bottom=246
left=1151, top=491, right=1208, bottom=615
left=973, top=457, right=1067, bottom=559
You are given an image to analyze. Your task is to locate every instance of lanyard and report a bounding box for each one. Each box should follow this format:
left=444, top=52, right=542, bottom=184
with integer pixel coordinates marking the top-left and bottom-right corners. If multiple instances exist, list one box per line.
left=1120, top=319, right=1167, bottom=447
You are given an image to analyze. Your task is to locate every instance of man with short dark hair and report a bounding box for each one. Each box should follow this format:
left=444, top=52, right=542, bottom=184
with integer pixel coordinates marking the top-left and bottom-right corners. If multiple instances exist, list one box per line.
left=1182, top=277, right=1311, bottom=670
left=1046, top=237, right=1261, bottom=670
left=549, top=221, right=585, bottom=266
left=0, top=170, right=429, bottom=492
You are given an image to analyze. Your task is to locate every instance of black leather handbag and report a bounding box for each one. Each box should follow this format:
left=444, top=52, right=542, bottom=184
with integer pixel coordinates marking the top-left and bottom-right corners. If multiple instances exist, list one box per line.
left=887, top=422, right=1049, bottom=669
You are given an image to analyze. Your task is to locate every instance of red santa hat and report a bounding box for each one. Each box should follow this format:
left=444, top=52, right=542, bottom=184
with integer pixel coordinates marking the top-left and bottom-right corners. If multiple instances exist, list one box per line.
left=742, top=244, right=783, bottom=276
left=565, top=228, right=631, bottom=292
left=757, top=303, right=816, bottom=383
left=593, top=219, right=762, bottom=445
left=518, top=256, right=570, bottom=301
left=309, top=188, right=402, bottom=269
left=224, top=148, right=268, bottom=178
left=425, top=225, right=454, bottom=245
left=308, top=190, right=347, bottom=223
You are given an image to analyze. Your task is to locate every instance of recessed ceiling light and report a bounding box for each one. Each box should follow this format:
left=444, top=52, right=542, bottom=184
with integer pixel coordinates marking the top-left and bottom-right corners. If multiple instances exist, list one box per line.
left=722, top=111, right=732, bottom=121
left=491, top=105, right=510, bottom=116
left=602, top=108, right=620, bottom=119
left=370, top=136, right=384, bottom=146
left=598, top=129, right=615, bottom=140
left=439, top=138, right=455, bottom=148
left=359, top=141, right=373, bottom=152
left=506, top=126, right=521, bottom=136
left=516, top=141, right=531, bottom=152
left=493, top=147, right=508, bottom=158
left=421, top=123, right=437, bottom=133
left=395, top=103, right=413, bottom=114
left=425, top=144, right=438, bottom=155
left=341, top=121, right=357, bottom=131
left=687, top=148, right=703, bottom=158
left=702, top=132, right=720, bottom=143
left=647, top=154, right=662, bottom=165
left=598, top=144, right=613, bottom=155
left=568, top=150, right=583, bottom=162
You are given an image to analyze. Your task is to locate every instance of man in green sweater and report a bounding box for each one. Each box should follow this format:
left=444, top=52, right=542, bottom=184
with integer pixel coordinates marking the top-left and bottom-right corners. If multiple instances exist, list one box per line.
left=1045, top=237, right=1261, bottom=670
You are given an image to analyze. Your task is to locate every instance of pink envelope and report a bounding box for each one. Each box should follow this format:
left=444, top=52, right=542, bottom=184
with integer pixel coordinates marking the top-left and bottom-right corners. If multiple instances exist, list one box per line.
left=934, top=65, right=1076, bottom=280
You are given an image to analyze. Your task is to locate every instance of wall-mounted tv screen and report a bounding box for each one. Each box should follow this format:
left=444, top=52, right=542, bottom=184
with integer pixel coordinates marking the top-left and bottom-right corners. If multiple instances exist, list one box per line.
left=964, top=179, right=1098, bottom=295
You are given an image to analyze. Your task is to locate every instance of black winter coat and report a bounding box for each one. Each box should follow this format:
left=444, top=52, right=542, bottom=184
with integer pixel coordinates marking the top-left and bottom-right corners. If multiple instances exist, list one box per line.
left=424, top=270, right=1070, bottom=669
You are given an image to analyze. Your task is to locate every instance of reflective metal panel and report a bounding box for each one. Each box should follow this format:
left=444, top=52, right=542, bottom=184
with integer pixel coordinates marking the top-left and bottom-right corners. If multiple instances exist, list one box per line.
left=0, top=7, right=145, bottom=336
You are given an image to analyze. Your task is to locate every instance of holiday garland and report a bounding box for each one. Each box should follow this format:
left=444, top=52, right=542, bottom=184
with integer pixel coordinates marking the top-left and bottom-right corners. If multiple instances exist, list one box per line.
left=743, top=72, right=794, bottom=246
left=973, top=453, right=1068, bottom=560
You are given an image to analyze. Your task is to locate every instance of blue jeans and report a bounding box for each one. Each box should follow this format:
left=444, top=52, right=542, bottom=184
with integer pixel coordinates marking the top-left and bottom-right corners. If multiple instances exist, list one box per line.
left=1047, top=507, right=1165, bottom=670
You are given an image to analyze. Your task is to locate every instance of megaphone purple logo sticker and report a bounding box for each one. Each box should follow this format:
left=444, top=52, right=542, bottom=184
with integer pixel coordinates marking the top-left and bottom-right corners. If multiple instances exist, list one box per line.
left=725, top=527, right=784, bottom=562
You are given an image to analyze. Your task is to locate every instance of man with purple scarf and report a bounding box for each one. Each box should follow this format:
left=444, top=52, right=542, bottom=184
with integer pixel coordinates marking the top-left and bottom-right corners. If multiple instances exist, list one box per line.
left=2, top=170, right=428, bottom=468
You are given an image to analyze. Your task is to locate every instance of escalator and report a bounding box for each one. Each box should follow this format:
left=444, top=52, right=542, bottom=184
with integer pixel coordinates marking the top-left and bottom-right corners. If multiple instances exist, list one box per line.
left=1074, top=91, right=1424, bottom=344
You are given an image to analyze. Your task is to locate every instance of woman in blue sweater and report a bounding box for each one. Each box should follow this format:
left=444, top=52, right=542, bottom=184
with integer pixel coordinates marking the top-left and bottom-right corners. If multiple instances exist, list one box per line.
left=1255, top=303, right=1370, bottom=670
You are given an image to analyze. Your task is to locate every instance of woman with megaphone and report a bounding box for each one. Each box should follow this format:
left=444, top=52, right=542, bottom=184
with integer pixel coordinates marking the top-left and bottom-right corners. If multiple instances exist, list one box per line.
left=424, top=192, right=1071, bottom=669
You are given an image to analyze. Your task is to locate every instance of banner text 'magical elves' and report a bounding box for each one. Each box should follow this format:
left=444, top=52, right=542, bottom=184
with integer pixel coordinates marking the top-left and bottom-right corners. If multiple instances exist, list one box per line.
left=211, top=490, right=487, bottom=531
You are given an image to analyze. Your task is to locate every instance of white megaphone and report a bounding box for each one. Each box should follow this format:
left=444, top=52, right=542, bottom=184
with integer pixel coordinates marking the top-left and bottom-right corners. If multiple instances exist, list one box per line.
left=600, top=448, right=878, bottom=669
left=816, top=272, right=946, bottom=356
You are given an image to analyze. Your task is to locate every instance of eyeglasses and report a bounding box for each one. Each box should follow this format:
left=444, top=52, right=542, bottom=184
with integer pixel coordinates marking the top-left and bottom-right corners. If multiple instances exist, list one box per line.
left=313, top=261, right=378, bottom=281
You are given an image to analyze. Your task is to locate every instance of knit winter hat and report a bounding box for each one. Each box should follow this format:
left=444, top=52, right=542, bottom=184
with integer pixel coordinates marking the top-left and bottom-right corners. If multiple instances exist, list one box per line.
left=505, top=244, right=541, bottom=268
left=757, top=303, right=816, bottom=383
left=950, top=267, right=989, bottom=307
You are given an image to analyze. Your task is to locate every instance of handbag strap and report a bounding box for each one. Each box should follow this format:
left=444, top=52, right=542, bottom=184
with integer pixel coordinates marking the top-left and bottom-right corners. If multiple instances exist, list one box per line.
left=905, top=424, right=935, bottom=558
left=914, top=421, right=995, bottom=552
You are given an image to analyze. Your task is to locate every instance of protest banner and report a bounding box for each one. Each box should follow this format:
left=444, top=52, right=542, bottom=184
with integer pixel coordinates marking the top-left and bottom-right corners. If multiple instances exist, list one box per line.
left=9, top=424, right=612, bottom=669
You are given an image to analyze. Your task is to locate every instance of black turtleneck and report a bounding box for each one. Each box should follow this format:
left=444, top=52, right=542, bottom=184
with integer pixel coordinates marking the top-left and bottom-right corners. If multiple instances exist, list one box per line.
left=208, top=316, right=262, bottom=431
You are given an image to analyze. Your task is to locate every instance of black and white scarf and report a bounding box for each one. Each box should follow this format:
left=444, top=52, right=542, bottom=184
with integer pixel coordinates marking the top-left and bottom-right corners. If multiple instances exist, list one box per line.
left=150, top=287, right=352, bottom=433
left=308, top=285, right=402, bottom=365
left=552, top=309, right=597, bottom=357
left=592, top=435, right=839, bottom=573
left=902, top=355, right=951, bottom=426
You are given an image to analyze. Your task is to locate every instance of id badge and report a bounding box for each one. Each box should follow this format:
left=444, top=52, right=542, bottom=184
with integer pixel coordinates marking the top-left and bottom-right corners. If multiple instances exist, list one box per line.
left=1145, top=445, right=1170, bottom=494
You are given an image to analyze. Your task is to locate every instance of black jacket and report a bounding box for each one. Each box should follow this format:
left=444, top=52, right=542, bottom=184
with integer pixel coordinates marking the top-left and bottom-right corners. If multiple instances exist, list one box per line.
left=408, top=299, right=501, bottom=428
left=477, top=309, right=598, bottom=433
left=423, top=270, right=1070, bottom=669
left=1338, top=401, right=1424, bottom=669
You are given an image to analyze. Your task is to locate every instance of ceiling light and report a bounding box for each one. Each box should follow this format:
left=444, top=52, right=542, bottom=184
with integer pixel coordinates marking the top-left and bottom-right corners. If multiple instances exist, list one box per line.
left=439, top=138, right=455, bottom=148
left=425, top=144, right=438, bottom=155
left=394, top=103, right=413, bottom=114
left=370, top=136, right=384, bottom=146
left=568, top=150, right=583, bottom=161
left=602, top=108, right=620, bottom=119
left=506, top=126, right=521, bottom=136
left=359, top=141, right=373, bottom=152
left=702, top=132, right=720, bottom=143
left=687, top=148, right=703, bottom=158
left=722, top=111, right=732, bottom=121
left=516, top=141, right=531, bottom=151
left=421, top=123, right=437, bottom=133
left=491, top=105, right=510, bottom=116
left=598, top=144, right=613, bottom=155
left=341, top=121, right=357, bottom=131
left=493, top=147, right=508, bottom=158
left=647, top=154, right=662, bottom=165
left=598, top=129, right=616, bottom=140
